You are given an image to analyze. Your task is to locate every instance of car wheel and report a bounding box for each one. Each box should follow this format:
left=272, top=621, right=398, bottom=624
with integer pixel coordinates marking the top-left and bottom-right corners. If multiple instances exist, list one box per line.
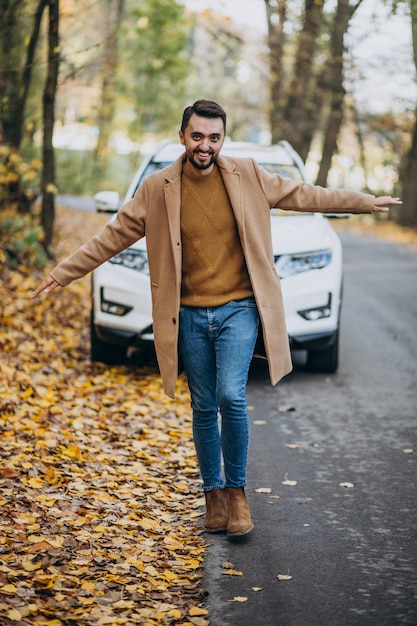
left=90, top=314, right=127, bottom=365
left=306, top=329, right=339, bottom=374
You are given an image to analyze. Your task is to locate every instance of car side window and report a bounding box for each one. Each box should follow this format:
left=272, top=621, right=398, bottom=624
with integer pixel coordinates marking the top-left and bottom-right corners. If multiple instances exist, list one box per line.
left=260, top=163, right=304, bottom=182
left=130, top=161, right=171, bottom=198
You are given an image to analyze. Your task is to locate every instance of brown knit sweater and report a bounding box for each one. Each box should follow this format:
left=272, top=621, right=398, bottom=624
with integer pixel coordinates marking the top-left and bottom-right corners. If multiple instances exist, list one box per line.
left=180, top=162, right=253, bottom=307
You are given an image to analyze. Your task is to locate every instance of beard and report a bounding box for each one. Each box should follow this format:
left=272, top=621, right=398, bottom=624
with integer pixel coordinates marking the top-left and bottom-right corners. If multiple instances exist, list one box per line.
left=187, top=151, right=218, bottom=170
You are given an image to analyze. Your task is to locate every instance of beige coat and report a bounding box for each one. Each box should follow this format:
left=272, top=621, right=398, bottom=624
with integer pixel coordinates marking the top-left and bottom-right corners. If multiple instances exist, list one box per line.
left=52, top=154, right=376, bottom=398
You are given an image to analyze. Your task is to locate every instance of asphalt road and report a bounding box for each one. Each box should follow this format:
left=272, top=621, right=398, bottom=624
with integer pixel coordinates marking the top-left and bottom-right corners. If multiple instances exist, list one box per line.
left=203, top=231, right=417, bottom=626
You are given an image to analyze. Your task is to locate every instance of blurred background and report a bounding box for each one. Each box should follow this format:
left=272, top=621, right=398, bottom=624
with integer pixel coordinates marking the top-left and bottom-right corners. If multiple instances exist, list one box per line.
left=1, top=0, right=416, bottom=254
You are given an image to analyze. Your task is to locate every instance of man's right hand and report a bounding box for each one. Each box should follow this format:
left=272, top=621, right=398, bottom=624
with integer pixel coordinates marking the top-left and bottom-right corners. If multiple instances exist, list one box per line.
left=32, top=276, right=61, bottom=298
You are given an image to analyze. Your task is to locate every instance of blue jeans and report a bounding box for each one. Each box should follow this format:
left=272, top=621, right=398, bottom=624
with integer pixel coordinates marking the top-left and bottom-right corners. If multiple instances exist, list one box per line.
left=178, top=298, right=259, bottom=491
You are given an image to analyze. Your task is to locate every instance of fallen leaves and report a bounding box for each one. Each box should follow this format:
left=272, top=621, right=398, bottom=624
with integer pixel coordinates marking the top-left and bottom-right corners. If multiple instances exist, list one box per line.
left=278, top=404, right=296, bottom=413
left=222, top=569, right=244, bottom=577
left=281, top=473, right=297, bottom=487
left=0, top=207, right=208, bottom=624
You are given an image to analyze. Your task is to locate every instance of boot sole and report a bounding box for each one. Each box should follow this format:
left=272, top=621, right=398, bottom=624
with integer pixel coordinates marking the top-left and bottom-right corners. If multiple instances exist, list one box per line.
left=203, top=526, right=227, bottom=533
left=227, top=523, right=254, bottom=537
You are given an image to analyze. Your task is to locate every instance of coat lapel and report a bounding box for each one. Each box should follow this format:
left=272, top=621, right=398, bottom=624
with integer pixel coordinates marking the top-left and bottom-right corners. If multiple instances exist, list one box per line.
left=217, top=155, right=245, bottom=233
left=163, top=155, right=184, bottom=285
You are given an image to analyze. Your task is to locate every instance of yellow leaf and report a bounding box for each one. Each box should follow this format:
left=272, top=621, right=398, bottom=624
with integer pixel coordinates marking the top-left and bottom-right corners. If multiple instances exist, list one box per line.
left=62, top=444, right=83, bottom=460
left=1, top=583, right=17, bottom=594
left=27, top=535, right=45, bottom=543
left=144, top=565, right=159, bottom=577
left=81, top=581, right=95, bottom=590
left=189, top=606, right=209, bottom=616
left=277, top=574, right=293, bottom=581
left=222, top=569, right=243, bottom=577
left=255, top=487, right=272, bottom=493
left=46, top=536, right=64, bottom=548
left=46, top=183, right=59, bottom=195
left=231, top=596, right=248, bottom=602
left=8, top=609, right=22, bottom=620
left=339, top=482, right=354, bottom=489
left=112, top=599, right=136, bottom=609
left=139, top=518, right=159, bottom=531
left=252, top=587, right=263, bottom=591
left=28, top=476, right=44, bottom=488
left=23, top=560, right=43, bottom=572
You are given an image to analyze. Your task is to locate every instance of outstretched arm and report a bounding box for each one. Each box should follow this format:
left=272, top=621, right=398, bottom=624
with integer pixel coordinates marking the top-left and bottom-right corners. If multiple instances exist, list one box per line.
left=373, top=196, right=402, bottom=212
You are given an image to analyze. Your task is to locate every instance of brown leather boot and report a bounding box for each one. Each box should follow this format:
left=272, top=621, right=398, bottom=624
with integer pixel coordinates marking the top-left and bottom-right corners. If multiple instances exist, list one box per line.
left=225, top=487, right=254, bottom=536
left=203, top=488, right=228, bottom=533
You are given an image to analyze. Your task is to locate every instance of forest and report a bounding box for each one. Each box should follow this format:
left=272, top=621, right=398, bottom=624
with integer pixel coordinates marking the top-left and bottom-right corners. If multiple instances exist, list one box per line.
left=1, top=0, right=417, bottom=260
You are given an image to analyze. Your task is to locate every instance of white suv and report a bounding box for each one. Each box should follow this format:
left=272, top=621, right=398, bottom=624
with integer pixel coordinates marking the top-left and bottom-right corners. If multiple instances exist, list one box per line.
left=91, top=140, right=343, bottom=373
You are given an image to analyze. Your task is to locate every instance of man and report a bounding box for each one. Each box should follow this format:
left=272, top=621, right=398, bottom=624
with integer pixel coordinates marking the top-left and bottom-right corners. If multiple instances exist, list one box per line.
left=33, top=100, right=401, bottom=537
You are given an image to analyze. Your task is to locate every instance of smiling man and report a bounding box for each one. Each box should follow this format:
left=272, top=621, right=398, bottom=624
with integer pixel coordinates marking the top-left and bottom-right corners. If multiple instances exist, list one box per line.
left=33, top=100, right=401, bottom=538
left=179, top=103, right=225, bottom=171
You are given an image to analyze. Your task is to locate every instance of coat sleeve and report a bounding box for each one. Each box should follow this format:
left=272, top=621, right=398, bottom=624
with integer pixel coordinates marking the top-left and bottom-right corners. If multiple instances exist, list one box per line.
left=252, top=160, right=376, bottom=214
left=50, top=183, right=149, bottom=287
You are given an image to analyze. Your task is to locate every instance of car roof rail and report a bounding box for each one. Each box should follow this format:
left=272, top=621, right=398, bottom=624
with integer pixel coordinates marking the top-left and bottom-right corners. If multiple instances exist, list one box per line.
left=277, top=140, right=308, bottom=181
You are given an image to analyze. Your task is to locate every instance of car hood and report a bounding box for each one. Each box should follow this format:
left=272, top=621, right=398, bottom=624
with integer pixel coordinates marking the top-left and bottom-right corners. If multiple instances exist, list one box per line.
left=270, top=213, right=339, bottom=255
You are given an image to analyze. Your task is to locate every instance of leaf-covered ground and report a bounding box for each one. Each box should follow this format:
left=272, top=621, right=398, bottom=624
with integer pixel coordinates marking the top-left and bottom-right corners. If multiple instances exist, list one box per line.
left=0, top=207, right=208, bottom=626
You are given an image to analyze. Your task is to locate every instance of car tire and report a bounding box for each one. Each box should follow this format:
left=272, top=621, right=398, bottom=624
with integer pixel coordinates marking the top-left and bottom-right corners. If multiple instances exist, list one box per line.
left=306, top=329, right=339, bottom=374
left=90, top=314, right=127, bottom=365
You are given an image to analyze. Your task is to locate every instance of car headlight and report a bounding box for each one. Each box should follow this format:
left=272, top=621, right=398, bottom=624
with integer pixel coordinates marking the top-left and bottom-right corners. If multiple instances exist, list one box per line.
left=109, top=249, right=149, bottom=275
left=275, top=249, right=332, bottom=279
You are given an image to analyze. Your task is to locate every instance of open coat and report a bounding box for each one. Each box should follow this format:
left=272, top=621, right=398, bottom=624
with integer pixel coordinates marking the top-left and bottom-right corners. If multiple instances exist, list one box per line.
left=51, top=154, right=376, bottom=398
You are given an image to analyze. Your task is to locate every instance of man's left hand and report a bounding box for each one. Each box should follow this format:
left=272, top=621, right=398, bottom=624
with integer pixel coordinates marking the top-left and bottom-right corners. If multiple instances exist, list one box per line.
left=373, top=196, right=402, bottom=212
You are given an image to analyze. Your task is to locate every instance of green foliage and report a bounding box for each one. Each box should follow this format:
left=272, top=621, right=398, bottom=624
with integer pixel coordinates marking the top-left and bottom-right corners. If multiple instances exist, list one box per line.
left=0, top=208, right=48, bottom=272
left=55, top=149, right=139, bottom=196
left=121, top=0, right=190, bottom=139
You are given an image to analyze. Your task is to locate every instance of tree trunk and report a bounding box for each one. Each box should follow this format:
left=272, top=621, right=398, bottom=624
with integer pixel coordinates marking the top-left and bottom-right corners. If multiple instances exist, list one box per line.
left=264, top=0, right=287, bottom=143
left=10, top=0, right=46, bottom=149
left=282, top=0, right=325, bottom=160
left=398, top=111, right=417, bottom=227
left=93, top=0, right=125, bottom=182
left=398, top=0, right=417, bottom=227
left=315, top=0, right=362, bottom=187
left=41, top=0, right=59, bottom=252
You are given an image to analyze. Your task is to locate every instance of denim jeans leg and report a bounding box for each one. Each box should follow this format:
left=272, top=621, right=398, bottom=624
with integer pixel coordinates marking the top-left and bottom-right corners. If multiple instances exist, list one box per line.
left=179, top=306, right=224, bottom=491
left=179, top=299, right=259, bottom=491
left=215, top=299, right=259, bottom=488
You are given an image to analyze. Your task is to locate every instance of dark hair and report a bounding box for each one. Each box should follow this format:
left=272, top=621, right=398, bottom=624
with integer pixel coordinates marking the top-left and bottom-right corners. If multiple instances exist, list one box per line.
left=180, top=100, right=227, bottom=134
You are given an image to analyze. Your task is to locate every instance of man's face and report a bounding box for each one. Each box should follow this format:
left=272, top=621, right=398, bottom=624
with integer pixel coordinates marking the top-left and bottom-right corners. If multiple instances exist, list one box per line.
left=179, top=113, right=225, bottom=174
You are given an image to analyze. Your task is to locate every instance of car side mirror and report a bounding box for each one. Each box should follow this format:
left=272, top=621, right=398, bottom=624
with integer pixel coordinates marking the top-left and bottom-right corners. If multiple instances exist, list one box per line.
left=94, top=191, right=120, bottom=213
